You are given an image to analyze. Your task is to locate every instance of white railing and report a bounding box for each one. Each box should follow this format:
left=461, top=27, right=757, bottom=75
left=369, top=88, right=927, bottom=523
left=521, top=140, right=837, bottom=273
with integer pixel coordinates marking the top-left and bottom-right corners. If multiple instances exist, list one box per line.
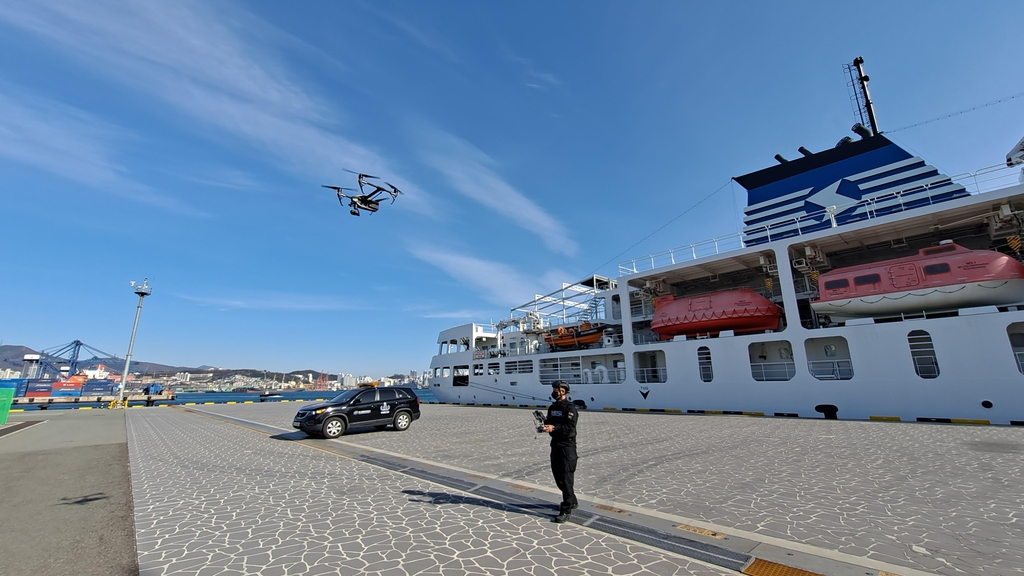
left=807, top=359, right=854, bottom=380
left=750, top=361, right=796, bottom=381
left=634, top=367, right=667, bottom=383
left=633, top=333, right=661, bottom=345
left=912, top=355, right=940, bottom=378
left=619, top=163, right=1021, bottom=276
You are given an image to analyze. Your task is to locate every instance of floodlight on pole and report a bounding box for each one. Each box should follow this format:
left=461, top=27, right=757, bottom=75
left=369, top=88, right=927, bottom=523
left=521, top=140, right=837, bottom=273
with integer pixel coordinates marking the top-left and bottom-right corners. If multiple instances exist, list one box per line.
left=118, top=278, right=152, bottom=407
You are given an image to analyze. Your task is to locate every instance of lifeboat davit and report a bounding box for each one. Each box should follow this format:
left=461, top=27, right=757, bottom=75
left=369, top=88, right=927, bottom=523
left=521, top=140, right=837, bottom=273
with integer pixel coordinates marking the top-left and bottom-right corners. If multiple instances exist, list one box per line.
left=544, top=322, right=607, bottom=350
left=811, top=242, right=1024, bottom=321
left=651, top=288, right=783, bottom=339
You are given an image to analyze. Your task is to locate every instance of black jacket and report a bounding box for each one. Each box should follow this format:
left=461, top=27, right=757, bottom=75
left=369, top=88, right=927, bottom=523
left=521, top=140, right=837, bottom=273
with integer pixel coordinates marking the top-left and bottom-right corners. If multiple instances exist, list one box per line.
left=545, top=399, right=578, bottom=446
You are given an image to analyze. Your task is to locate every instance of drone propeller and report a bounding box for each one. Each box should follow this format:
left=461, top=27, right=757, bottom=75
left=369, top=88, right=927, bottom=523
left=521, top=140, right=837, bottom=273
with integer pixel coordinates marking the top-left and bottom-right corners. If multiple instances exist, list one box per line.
left=342, top=168, right=379, bottom=180
left=321, top=185, right=357, bottom=192
left=384, top=182, right=405, bottom=195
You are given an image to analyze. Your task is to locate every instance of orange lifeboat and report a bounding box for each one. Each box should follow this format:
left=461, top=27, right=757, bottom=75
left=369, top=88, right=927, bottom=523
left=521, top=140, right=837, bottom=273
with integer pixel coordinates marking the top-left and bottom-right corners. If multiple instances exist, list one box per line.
left=811, top=242, right=1024, bottom=321
left=651, top=288, right=783, bottom=339
left=544, top=322, right=607, bottom=350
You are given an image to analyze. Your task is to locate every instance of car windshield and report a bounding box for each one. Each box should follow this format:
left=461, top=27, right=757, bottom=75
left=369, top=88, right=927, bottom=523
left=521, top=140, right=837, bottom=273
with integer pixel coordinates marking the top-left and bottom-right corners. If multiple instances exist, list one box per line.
left=328, top=389, right=362, bottom=403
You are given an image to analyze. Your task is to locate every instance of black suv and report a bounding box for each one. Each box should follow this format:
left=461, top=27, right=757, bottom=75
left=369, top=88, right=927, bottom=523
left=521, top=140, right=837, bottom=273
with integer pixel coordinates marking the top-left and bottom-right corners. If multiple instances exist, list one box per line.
left=293, top=386, right=421, bottom=438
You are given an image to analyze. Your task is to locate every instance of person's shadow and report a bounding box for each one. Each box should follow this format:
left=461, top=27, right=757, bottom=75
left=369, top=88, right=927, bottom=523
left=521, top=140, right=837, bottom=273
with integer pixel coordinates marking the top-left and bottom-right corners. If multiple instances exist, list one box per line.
left=403, top=489, right=556, bottom=519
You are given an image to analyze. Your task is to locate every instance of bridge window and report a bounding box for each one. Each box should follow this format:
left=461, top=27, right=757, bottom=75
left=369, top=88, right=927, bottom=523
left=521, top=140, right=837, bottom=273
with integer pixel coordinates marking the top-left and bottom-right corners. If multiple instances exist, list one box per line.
left=908, top=330, right=939, bottom=378
left=854, top=274, right=881, bottom=286
left=923, top=263, right=951, bottom=276
left=823, top=279, right=849, bottom=290
left=697, top=346, right=713, bottom=382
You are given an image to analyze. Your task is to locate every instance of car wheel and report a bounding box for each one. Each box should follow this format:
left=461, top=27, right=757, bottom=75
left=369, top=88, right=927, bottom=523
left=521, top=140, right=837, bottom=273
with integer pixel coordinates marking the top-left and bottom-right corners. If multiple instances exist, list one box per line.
left=374, top=425, right=388, bottom=431
left=393, top=411, right=412, bottom=431
left=322, top=417, right=346, bottom=438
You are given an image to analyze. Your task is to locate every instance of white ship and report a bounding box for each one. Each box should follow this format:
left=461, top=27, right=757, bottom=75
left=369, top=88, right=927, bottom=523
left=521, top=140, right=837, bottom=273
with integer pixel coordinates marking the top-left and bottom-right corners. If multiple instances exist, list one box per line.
left=427, top=59, right=1024, bottom=425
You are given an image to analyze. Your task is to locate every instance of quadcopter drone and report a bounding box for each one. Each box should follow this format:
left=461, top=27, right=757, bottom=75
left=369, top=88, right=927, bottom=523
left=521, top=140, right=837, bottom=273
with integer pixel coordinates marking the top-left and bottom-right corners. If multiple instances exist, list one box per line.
left=322, top=169, right=404, bottom=216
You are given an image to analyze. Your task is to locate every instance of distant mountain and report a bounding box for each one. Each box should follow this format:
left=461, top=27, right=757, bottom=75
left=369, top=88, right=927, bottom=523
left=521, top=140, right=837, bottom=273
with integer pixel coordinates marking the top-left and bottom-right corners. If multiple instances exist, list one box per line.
left=0, top=345, right=37, bottom=372
left=0, top=344, right=196, bottom=375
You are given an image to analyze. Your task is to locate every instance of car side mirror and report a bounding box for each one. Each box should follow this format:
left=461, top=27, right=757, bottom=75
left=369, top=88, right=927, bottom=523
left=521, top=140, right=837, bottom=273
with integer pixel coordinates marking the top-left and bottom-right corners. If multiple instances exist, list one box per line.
left=351, top=398, right=360, bottom=405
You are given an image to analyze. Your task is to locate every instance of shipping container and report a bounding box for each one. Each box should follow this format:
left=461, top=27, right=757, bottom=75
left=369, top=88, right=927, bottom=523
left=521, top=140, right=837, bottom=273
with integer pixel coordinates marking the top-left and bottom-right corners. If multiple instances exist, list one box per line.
left=16, top=381, right=28, bottom=397
left=51, top=387, right=82, bottom=397
left=26, top=383, right=52, bottom=394
left=25, top=391, right=51, bottom=398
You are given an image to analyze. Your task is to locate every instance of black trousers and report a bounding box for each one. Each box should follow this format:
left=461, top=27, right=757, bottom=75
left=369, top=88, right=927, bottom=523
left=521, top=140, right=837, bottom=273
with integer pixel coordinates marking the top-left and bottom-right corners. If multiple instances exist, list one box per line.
left=550, top=444, right=578, bottom=514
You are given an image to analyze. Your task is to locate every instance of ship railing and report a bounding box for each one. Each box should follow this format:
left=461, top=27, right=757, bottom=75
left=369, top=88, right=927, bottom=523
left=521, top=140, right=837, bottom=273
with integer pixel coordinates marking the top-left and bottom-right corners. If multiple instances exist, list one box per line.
left=807, top=359, right=854, bottom=380
left=634, top=367, right=667, bottom=383
left=629, top=300, right=656, bottom=319
left=619, top=163, right=1021, bottom=276
left=633, top=333, right=661, bottom=345
left=750, top=361, right=797, bottom=381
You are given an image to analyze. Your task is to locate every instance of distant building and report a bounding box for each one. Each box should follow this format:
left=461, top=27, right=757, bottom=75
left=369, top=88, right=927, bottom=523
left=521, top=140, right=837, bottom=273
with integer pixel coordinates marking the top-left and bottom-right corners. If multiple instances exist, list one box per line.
left=0, top=368, right=21, bottom=379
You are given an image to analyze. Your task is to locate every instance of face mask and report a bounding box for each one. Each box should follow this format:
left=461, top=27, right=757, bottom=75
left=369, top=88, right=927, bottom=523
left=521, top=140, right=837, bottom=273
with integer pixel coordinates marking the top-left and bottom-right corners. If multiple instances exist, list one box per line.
left=551, top=391, right=559, bottom=399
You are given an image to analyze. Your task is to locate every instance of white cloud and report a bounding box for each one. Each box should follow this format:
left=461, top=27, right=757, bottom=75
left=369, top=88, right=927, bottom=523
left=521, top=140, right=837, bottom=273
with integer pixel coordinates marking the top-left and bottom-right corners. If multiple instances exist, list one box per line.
left=409, top=245, right=549, bottom=307
left=0, top=0, right=436, bottom=216
left=0, top=91, right=204, bottom=215
left=416, top=127, right=578, bottom=256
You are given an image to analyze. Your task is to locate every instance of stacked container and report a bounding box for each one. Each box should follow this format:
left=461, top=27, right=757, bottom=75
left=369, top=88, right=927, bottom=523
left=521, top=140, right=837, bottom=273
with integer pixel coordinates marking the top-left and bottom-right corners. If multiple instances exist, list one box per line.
left=25, top=380, right=54, bottom=397
left=0, top=378, right=28, bottom=397
left=82, top=380, right=115, bottom=397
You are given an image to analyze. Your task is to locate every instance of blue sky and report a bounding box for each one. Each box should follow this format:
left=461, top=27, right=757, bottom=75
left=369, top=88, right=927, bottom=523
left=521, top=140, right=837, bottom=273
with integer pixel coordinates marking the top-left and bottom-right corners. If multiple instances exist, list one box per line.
left=1, top=1, right=1021, bottom=375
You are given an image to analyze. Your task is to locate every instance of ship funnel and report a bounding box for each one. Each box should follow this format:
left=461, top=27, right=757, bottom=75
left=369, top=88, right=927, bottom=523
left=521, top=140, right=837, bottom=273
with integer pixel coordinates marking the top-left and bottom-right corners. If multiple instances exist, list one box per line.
left=798, top=146, right=814, bottom=157
left=852, top=123, right=874, bottom=139
left=774, top=154, right=789, bottom=164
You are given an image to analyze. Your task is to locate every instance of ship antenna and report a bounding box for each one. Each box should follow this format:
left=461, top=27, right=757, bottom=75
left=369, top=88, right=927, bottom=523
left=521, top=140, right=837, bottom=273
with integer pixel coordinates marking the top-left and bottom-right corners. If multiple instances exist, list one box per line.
left=845, top=56, right=880, bottom=136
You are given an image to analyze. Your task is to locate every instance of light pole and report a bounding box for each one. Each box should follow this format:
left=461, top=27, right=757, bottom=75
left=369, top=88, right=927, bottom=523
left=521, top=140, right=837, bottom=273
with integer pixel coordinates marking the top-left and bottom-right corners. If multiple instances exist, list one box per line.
left=118, top=278, right=152, bottom=407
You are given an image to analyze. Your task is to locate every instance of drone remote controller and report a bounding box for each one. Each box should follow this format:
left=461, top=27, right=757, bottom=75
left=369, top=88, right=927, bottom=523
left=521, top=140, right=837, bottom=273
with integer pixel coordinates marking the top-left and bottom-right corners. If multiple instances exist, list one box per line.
left=533, top=410, right=546, bottom=433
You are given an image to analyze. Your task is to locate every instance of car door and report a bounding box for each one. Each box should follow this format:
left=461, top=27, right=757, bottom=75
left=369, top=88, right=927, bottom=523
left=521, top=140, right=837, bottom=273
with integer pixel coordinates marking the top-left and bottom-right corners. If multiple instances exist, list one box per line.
left=347, top=389, right=378, bottom=427
left=377, top=388, right=398, bottom=423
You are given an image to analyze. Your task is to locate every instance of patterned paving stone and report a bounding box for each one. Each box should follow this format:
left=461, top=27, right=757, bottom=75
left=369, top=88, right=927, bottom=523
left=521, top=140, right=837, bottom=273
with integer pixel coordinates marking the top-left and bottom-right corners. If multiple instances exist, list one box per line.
left=127, top=408, right=730, bottom=576
left=193, top=402, right=1024, bottom=576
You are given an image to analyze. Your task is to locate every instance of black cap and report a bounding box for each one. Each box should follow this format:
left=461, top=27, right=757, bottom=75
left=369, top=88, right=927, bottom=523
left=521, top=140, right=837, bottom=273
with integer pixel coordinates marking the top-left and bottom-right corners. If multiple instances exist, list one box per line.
left=552, top=380, right=570, bottom=392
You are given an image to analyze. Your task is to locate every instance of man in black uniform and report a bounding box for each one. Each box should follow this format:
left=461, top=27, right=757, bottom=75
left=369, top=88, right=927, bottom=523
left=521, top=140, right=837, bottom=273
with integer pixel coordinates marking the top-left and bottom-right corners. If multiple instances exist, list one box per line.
left=539, top=380, right=578, bottom=523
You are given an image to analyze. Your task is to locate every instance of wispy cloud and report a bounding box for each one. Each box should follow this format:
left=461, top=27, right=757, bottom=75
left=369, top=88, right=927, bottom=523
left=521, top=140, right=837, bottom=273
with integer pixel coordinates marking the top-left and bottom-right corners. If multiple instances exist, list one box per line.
left=183, top=167, right=263, bottom=191
left=0, top=0, right=436, bottom=215
left=358, top=3, right=458, bottom=62
left=415, top=126, right=578, bottom=256
left=0, top=90, right=204, bottom=215
left=506, top=53, right=562, bottom=91
left=409, top=244, right=554, bottom=307
left=175, top=291, right=364, bottom=312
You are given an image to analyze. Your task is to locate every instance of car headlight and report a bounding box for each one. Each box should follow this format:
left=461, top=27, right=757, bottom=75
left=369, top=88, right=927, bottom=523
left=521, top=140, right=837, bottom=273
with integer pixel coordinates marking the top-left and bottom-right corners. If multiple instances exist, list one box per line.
left=312, top=408, right=327, bottom=415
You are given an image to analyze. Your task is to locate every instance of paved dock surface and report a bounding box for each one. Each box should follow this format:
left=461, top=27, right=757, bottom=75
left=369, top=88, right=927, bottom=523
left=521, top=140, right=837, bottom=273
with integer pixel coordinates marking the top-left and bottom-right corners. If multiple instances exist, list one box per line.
left=3, top=402, right=1023, bottom=575
left=0, top=410, right=138, bottom=576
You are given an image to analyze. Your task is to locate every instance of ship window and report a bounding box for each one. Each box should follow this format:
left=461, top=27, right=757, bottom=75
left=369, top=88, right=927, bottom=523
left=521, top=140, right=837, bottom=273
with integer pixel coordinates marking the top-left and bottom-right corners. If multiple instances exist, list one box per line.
left=854, top=274, right=881, bottom=286
left=748, top=340, right=796, bottom=381
left=487, top=362, right=499, bottom=375
left=433, top=367, right=441, bottom=377
left=697, top=346, right=713, bottom=382
left=1006, top=324, right=1024, bottom=374
left=473, top=364, right=484, bottom=376
left=517, top=360, right=533, bottom=373
left=908, top=330, right=939, bottom=379
left=923, top=263, right=951, bottom=275
left=923, top=245, right=956, bottom=256
left=805, top=337, right=854, bottom=380
left=453, top=365, right=469, bottom=386
left=823, top=279, right=849, bottom=290
left=442, top=367, right=450, bottom=378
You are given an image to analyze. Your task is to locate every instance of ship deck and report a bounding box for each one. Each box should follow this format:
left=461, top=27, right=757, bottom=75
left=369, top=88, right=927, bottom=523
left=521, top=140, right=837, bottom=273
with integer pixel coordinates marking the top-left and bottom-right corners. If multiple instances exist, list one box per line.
left=2, top=403, right=1022, bottom=575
